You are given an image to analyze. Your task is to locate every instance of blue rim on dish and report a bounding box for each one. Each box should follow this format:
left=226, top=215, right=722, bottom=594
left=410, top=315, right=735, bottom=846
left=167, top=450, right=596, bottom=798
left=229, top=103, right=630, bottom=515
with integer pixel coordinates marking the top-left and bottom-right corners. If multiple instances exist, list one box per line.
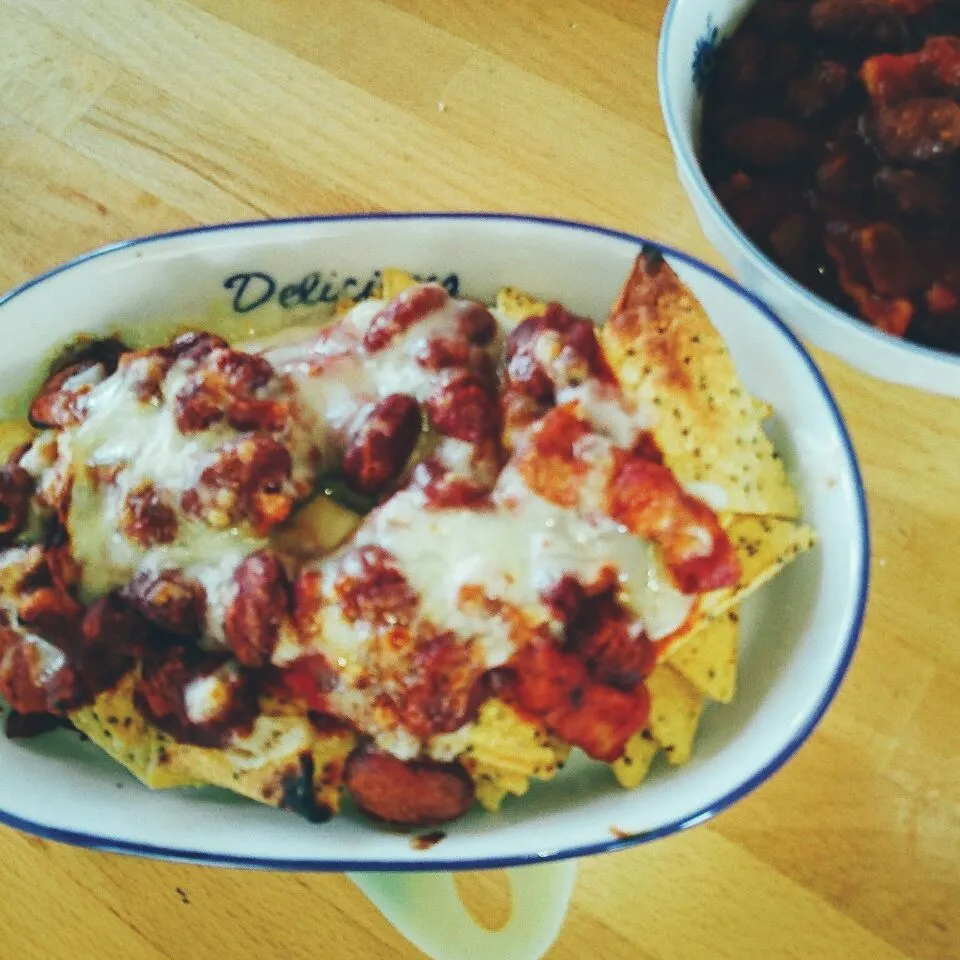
left=656, top=0, right=960, bottom=377
left=0, top=212, right=871, bottom=872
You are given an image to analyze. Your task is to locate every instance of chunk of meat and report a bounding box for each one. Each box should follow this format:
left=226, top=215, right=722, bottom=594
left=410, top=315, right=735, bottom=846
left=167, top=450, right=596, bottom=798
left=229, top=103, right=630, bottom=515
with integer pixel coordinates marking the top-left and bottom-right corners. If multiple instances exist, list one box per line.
left=566, top=590, right=657, bottom=690
left=809, top=0, right=920, bottom=46
left=135, top=647, right=257, bottom=747
left=344, top=745, right=474, bottom=826
left=825, top=226, right=917, bottom=335
left=504, top=641, right=650, bottom=762
left=606, top=452, right=741, bottom=595
left=866, top=98, right=960, bottom=163
left=0, top=624, right=78, bottom=715
left=874, top=167, right=954, bottom=219
left=342, top=394, right=422, bottom=496
left=862, top=37, right=960, bottom=105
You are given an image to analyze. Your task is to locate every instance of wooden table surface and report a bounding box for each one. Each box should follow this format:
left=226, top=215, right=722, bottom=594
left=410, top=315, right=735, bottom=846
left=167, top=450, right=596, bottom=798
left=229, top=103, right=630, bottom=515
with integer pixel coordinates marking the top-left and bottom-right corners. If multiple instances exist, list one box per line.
left=1, top=1, right=957, bottom=958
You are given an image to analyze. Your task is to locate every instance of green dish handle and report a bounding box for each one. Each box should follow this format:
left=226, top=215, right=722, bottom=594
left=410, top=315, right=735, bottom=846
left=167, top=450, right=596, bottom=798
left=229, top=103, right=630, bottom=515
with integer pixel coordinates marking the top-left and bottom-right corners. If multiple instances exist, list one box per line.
left=347, top=859, right=578, bottom=960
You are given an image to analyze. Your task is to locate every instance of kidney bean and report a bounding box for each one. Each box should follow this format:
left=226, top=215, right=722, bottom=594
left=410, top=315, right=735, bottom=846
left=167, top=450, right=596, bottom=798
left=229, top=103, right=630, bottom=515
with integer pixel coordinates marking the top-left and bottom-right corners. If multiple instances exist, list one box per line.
left=77, top=593, right=147, bottom=700
left=455, top=302, right=497, bottom=346
left=121, top=483, right=178, bottom=546
left=166, top=332, right=229, bottom=363
left=223, top=550, right=291, bottom=667
left=342, top=394, right=421, bottom=496
left=874, top=167, right=953, bottom=219
left=28, top=361, right=104, bottom=429
left=856, top=222, right=915, bottom=297
left=344, top=745, right=474, bottom=827
left=425, top=370, right=500, bottom=445
left=124, top=569, right=207, bottom=637
left=0, top=464, right=34, bottom=546
left=809, top=0, right=909, bottom=46
left=721, top=116, right=813, bottom=169
left=190, top=435, right=294, bottom=534
left=363, top=284, right=449, bottom=352
left=787, top=61, right=850, bottom=119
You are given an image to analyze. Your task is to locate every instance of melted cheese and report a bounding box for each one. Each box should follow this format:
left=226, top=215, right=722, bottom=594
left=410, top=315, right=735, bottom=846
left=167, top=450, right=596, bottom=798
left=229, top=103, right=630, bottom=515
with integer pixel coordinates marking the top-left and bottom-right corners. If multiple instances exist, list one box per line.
left=183, top=662, right=240, bottom=725
left=55, top=351, right=316, bottom=635
left=286, top=447, right=696, bottom=759
left=262, top=296, right=503, bottom=442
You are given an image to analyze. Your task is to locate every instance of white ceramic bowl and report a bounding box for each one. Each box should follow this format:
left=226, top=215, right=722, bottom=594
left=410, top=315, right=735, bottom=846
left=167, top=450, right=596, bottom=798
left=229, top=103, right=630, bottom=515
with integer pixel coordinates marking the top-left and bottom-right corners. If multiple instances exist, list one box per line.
left=0, top=214, right=868, bottom=871
left=658, top=0, right=960, bottom=396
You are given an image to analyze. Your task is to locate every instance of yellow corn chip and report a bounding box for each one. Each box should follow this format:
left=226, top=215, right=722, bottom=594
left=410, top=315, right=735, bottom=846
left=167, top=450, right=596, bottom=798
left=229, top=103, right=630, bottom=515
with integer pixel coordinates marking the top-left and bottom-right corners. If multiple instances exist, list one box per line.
left=380, top=267, right=419, bottom=300
left=601, top=250, right=799, bottom=518
left=169, top=714, right=355, bottom=818
left=702, top=515, right=817, bottom=618
left=495, top=286, right=548, bottom=326
left=645, top=663, right=704, bottom=766
left=273, top=496, right=363, bottom=563
left=462, top=699, right=569, bottom=812
left=654, top=513, right=814, bottom=664
left=0, top=420, right=36, bottom=462
left=611, top=729, right=659, bottom=789
left=667, top=608, right=740, bottom=703
left=332, top=296, right=358, bottom=318
left=69, top=673, right=201, bottom=789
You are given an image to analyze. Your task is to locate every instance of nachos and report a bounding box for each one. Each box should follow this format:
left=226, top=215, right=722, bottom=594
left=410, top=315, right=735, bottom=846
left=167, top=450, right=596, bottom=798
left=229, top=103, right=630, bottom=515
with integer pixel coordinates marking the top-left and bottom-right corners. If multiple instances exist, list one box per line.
left=0, top=250, right=814, bottom=827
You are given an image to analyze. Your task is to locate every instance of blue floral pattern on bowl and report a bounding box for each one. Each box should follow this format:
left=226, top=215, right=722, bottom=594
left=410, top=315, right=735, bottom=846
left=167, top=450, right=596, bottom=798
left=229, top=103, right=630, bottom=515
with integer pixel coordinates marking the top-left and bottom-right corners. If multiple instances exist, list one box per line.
left=691, top=17, right=721, bottom=96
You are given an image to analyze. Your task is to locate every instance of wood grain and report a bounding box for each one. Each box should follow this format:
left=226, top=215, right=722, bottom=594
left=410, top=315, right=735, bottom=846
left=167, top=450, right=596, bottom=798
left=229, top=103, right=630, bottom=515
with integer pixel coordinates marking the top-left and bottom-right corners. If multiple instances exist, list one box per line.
left=0, top=1, right=957, bottom=958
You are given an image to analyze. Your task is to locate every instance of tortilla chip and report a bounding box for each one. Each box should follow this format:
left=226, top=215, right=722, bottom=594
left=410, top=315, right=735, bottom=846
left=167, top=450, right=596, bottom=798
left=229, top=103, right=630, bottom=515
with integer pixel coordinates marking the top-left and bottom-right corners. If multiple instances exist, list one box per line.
left=273, top=496, right=363, bottom=564
left=601, top=249, right=799, bottom=518
left=702, top=515, right=817, bottom=618
left=69, top=673, right=201, bottom=789
left=332, top=296, right=358, bottom=318
left=462, top=699, right=569, bottom=812
left=752, top=397, right=774, bottom=421
left=611, top=729, right=659, bottom=788
left=654, top=514, right=814, bottom=665
left=168, top=713, right=355, bottom=818
left=495, top=286, right=548, bottom=326
left=0, top=420, right=36, bottom=463
left=667, top=608, right=740, bottom=703
left=645, top=663, right=704, bottom=766
left=380, top=268, right=419, bottom=300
